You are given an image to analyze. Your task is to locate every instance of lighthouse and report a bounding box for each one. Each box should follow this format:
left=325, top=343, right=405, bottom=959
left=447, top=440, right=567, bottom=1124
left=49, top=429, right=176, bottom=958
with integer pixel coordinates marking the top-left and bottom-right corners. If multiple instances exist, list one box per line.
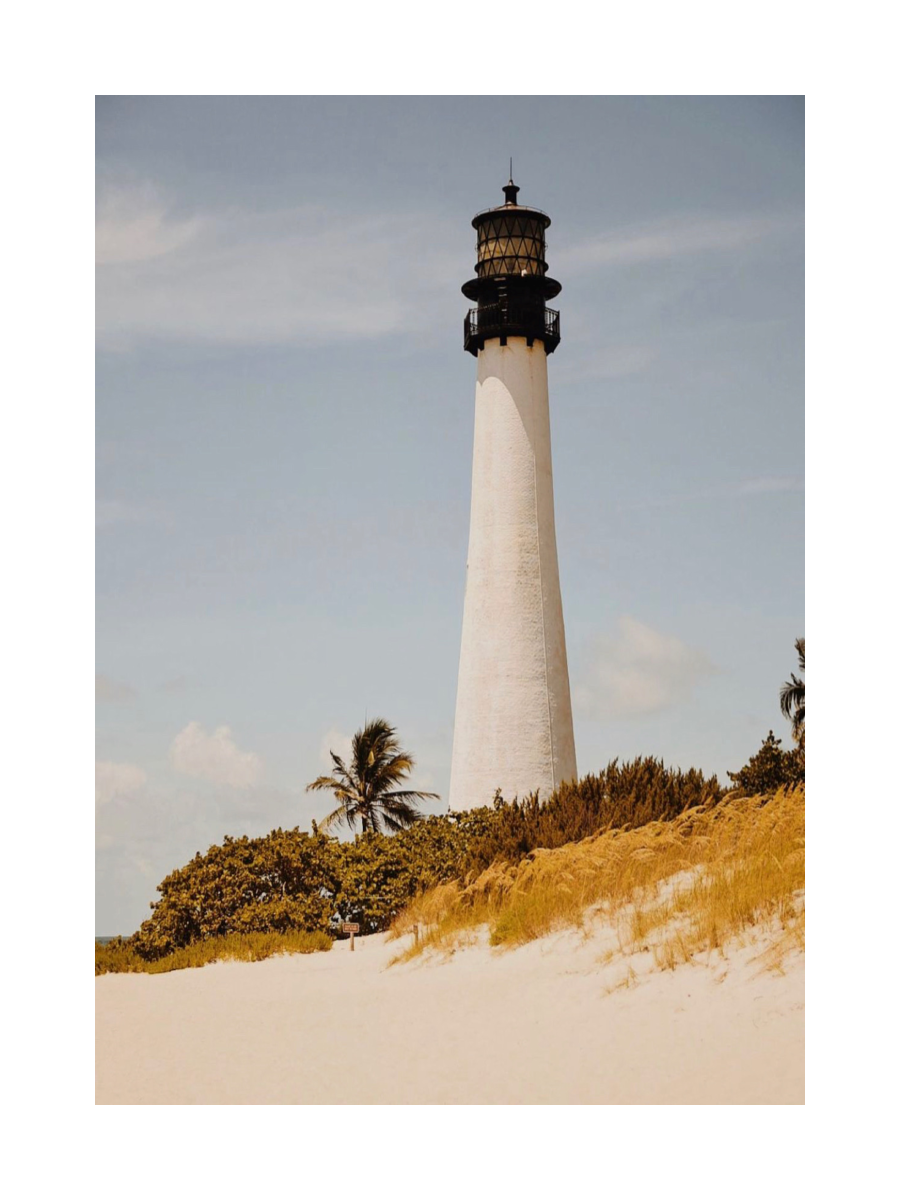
left=448, top=177, right=577, bottom=811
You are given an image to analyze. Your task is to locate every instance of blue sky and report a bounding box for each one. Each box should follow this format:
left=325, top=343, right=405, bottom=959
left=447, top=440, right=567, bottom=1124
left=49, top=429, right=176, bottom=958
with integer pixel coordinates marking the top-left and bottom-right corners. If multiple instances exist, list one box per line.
left=96, top=96, right=804, bottom=934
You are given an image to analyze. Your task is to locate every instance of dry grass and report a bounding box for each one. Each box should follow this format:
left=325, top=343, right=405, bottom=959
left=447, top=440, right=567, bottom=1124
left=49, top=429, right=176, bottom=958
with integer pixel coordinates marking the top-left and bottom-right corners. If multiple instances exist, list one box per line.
left=390, top=787, right=804, bottom=973
left=95, top=929, right=333, bottom=976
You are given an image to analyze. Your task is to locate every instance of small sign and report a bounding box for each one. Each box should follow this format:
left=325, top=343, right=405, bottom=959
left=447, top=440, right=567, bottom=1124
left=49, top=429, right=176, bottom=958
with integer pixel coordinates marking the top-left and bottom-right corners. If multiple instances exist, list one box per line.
left=342, top=923, right=360, bottom=933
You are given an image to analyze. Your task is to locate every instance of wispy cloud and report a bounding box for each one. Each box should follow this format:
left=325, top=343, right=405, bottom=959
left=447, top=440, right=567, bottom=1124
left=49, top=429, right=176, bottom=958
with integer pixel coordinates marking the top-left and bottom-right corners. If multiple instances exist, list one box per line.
left=96, top=181, right=459, bottom=350
left=573, top=616, right=715, bottom=720
left=556, top=344, right=658, bottom=383
left=96, top=182, right=204, bottom=265
left=557, top=213, right=799, bottom=275
left=170, top=721, right=263, bottom=787
left=617, top=476, right=805, bottom=512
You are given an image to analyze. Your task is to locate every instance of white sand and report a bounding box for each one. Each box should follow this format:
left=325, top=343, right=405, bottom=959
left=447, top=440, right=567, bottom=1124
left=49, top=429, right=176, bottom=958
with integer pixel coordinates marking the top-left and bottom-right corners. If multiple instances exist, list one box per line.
left=96, top=926, right=804, bottom=1104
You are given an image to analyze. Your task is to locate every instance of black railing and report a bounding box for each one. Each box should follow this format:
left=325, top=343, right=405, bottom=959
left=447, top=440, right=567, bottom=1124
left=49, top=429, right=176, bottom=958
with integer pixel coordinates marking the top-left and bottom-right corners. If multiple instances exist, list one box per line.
left=464, top=304, right=560, bottom=356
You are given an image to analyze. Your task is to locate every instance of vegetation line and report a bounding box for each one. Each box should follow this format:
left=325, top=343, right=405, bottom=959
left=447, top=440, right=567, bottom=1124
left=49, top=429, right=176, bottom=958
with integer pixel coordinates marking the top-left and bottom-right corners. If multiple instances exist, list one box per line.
left=390, top=786, right=804, bottom=973
left=96, top=637, right=804, bottom=976
left=95, top=929, right=332, bottom=976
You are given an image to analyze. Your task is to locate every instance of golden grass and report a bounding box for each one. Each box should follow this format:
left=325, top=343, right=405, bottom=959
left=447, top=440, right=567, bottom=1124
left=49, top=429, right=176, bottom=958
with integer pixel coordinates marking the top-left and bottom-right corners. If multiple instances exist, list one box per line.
left=390, top=787, right=804, bottom=973
left=95, top=929, right=333, bottom=976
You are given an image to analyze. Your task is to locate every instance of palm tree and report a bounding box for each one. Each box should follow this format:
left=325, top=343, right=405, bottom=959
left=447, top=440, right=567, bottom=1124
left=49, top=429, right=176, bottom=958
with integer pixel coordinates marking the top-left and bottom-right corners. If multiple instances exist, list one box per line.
left=306, top=718, right=439, bottom=834
left=780, top=637, right=805, bottom=741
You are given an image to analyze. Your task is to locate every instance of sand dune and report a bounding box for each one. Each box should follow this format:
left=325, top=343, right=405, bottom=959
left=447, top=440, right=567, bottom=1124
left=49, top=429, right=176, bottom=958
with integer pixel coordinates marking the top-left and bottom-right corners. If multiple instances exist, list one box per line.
left=96, top=924, right=803, bottom=1104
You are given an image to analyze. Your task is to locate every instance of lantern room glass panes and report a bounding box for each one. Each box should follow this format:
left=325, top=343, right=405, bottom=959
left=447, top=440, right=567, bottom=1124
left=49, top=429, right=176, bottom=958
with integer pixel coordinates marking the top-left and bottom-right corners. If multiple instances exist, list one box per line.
left=476, top=213, right=547, bottom=277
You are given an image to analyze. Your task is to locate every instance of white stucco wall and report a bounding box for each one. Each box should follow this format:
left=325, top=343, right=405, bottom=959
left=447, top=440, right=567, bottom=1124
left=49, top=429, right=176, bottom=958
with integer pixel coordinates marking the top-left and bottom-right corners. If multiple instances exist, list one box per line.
left=448, top=337, right=577, bottom=811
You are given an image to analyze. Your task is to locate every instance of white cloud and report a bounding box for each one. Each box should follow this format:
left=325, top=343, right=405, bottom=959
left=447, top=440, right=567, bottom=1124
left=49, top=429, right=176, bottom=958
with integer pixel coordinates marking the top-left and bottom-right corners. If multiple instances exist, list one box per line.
left=96, top=761, right=147, bottom=806
left=95, top=182, right=459, bottom=350
left=557, top=213, right=797, bottom=275
left=170, top=721, right=262, bottom=787
left=574, top=616, right=715, bottom=720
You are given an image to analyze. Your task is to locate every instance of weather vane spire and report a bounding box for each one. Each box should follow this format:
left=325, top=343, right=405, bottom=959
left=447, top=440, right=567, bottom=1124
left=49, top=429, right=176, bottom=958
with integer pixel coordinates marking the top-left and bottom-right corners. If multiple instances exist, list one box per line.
left=502, top=161, right=520, bottom=206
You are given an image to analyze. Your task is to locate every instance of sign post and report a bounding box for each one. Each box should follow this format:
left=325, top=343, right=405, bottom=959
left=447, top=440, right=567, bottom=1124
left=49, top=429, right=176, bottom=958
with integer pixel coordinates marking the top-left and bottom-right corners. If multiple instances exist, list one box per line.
left=342, top=921, right=360, bottom=951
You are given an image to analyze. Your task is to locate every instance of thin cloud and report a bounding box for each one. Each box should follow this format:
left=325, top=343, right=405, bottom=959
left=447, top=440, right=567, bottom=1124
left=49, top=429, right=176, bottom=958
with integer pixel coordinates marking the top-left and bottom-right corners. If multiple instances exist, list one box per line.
left=170, top=721, right=263, bottom=787
left=557, top=213, right=799, bottom=275
left=556, top=344, right=658, bottom=383
left=574, top=616, right=715, bottom=720
left=96, top=182, right=459, bottom=350
left=735, top=476, right=805, bottom=495
left=617, top=477, right=805, bottom=512
left=96, top=182, right=204, bottom=265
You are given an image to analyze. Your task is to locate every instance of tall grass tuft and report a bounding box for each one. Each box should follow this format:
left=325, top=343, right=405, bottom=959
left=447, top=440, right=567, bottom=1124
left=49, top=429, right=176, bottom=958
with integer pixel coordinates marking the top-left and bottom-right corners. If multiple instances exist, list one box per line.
left=95, top=929, right=332, bottom=976
left=391, top=787, right=804, bottom=971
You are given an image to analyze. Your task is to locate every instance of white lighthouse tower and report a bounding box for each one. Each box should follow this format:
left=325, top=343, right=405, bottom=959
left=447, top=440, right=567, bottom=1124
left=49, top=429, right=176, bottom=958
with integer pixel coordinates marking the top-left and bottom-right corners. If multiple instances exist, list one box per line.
left=449, top=178, right=577, bottom=811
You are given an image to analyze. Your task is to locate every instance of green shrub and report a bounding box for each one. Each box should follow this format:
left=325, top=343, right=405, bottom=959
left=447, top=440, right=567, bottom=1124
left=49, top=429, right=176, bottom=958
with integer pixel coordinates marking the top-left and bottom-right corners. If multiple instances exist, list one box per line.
left=130, top=828, right=342, bottom=960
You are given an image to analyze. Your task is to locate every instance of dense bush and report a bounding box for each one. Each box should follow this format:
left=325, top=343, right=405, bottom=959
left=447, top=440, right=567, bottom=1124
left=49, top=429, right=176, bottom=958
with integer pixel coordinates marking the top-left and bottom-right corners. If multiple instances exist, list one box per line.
left=464, top=757, right=723, bottom=871
left=727, top=731, right=805, bottom=796
left=130, top=808, right=498, bottom=957
left=122, top=757, right=722, bottom=961
left=131, top=828, right=343, bottom=959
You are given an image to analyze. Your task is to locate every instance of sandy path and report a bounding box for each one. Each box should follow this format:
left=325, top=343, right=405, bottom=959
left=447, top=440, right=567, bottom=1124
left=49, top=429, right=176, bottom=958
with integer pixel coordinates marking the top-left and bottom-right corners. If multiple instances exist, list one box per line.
left=96, top=929, right=804, bottom=1104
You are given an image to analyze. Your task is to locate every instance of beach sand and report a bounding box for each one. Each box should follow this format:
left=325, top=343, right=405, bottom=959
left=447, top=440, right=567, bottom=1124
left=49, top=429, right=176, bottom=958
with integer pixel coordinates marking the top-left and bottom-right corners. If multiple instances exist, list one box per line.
left=96, top=923, right=803, bottom=1104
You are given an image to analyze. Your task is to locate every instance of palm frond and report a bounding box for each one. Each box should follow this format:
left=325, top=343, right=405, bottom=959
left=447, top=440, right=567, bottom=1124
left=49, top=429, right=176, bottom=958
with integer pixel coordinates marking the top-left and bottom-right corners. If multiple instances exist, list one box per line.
left=319, top=803, right=357, bottom=832
left=306, top=775, right=349, bottom=793
left=780, top=676, right=804, bottom=719
left=381, top=811, right=420, bottom=834
left=778, top=637, right=805, bottom=739
left=369, top=753, right=416, bottom=794
left=378, top=797, right=426, bottom=832
left=381, top=788, right=440, bottom=804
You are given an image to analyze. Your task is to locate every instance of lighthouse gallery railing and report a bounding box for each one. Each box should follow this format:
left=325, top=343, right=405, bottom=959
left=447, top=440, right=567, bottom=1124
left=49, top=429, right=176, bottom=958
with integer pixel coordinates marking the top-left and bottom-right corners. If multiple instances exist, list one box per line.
left=464, top=304, right=560, bottom=355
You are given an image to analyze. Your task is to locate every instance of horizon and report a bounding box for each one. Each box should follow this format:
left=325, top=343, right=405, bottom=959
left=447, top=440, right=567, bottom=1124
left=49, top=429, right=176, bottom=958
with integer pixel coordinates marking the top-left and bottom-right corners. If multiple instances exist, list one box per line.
left=96, top=96, right=804, bottom=934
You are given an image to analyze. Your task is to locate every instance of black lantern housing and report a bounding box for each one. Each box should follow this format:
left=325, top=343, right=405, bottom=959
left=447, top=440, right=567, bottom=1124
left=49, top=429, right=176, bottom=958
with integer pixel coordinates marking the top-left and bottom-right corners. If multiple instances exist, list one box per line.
left=462, top=179, right=561, bottom=356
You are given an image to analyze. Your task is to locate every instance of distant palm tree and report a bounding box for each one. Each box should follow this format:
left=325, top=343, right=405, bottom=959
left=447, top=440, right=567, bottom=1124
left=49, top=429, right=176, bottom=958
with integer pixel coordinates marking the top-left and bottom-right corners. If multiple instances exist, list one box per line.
left=780, top=637, right=805, bottom=740
left=307, top=718, right=439, bottom=834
